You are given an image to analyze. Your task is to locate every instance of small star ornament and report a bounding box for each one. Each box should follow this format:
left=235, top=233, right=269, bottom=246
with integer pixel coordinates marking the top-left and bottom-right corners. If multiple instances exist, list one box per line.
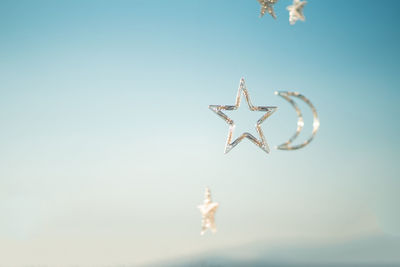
left=287, top=0, right=307, bottom=25
left=198, top=187, right=219, bottom=235
left=209, top=78, right=277, bottom=154
left=257, top=0, right=279, bottom=19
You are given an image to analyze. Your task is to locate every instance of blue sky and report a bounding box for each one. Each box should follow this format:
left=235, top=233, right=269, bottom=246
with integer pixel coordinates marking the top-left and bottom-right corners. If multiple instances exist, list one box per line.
left=0, top=0, right=399, bottom=265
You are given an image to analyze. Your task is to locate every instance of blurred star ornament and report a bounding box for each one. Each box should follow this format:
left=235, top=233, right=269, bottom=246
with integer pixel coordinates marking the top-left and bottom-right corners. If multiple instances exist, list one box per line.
left=287, top=0, right=307, bottom=25
left=258, top=0, right=279, bottom=19
left=198, top=187, right=219, bottom=235
left=209, top=78, right=277, bottom=154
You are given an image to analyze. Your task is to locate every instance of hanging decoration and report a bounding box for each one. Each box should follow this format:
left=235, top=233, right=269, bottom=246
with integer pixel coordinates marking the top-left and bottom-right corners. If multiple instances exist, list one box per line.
left=258, top=0, right=279, bottom=19
left=209, top=78, right=319, bottom=154
left=274, top=91, right=319, bottom=150
left=287, top=0, right=307, bottom=25
left=209, top=78, right=277, bottom=154
left=198, top=187, right=219, bottom=235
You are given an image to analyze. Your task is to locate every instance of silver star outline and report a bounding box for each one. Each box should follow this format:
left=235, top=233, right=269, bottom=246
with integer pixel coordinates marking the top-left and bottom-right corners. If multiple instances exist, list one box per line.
left=209, top=78, right=278, bottom=154
left=258, top=0, right=279, bottom=19
left=287, top=0, right=307, bottom=25
left=198, top=187, right=219, bottom=235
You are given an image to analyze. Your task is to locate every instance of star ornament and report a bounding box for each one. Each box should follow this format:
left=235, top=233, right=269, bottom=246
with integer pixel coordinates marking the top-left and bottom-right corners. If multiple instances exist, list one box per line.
left=209, top=78, right=277, bottom=154
left=287, top=0, right=307, bottom=25
left=258, top=0, right=279, bottom=19
left=198, top=187, right=219, bottom=235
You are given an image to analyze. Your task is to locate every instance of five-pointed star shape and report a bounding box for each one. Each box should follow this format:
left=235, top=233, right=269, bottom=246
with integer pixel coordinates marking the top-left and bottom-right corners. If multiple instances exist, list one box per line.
left=209, top=78, right=277, bottom=154
left=257, top=0, right=279, bottom=19
left=287, top=0, right=307, bottom=25
left=198, top=187, right=219, bottom=235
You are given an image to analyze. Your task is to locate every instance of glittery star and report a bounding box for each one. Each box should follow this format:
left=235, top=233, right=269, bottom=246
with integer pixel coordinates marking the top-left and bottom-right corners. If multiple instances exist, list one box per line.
left=198, top=187, right=219, bottom=235
left=287, top=0, right=307, bottom=25
left=209, top=78, right=277, bottom=154
left=257, top=0, right=279, bottom=19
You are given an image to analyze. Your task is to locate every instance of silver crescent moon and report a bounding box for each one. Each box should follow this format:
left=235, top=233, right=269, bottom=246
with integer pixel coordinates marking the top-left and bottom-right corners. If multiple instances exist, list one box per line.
left=275, top=91, right=320, bottom=150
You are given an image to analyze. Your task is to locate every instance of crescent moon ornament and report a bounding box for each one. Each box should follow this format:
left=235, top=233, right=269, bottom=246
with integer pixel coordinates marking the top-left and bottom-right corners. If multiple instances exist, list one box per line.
left=275, top=91, right=320, bottom=150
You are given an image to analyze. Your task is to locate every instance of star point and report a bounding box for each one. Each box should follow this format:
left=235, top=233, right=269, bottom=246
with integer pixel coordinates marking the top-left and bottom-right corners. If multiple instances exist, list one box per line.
left=209, top=78, right=277, bottom=154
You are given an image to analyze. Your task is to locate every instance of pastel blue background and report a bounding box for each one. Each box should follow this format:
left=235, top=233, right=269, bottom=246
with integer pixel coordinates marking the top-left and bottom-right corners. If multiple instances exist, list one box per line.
left=0, top=0, right=399, bottom=266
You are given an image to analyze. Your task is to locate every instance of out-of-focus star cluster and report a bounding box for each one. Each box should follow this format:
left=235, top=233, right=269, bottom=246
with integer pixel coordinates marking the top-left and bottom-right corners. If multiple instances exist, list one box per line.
left=257, top=0, right=307, bottom=25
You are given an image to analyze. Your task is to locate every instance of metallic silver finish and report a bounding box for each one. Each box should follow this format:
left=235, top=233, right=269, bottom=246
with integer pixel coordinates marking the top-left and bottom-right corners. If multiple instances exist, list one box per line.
left=258, top=0, right=279, bottom=19
left=275, top=91, right=320, bottom=150
left=287, top=0, right=307, bottom=25
left=198, top=187, right=219, bottom=236
left=209, top=78, right=277, bottom=154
